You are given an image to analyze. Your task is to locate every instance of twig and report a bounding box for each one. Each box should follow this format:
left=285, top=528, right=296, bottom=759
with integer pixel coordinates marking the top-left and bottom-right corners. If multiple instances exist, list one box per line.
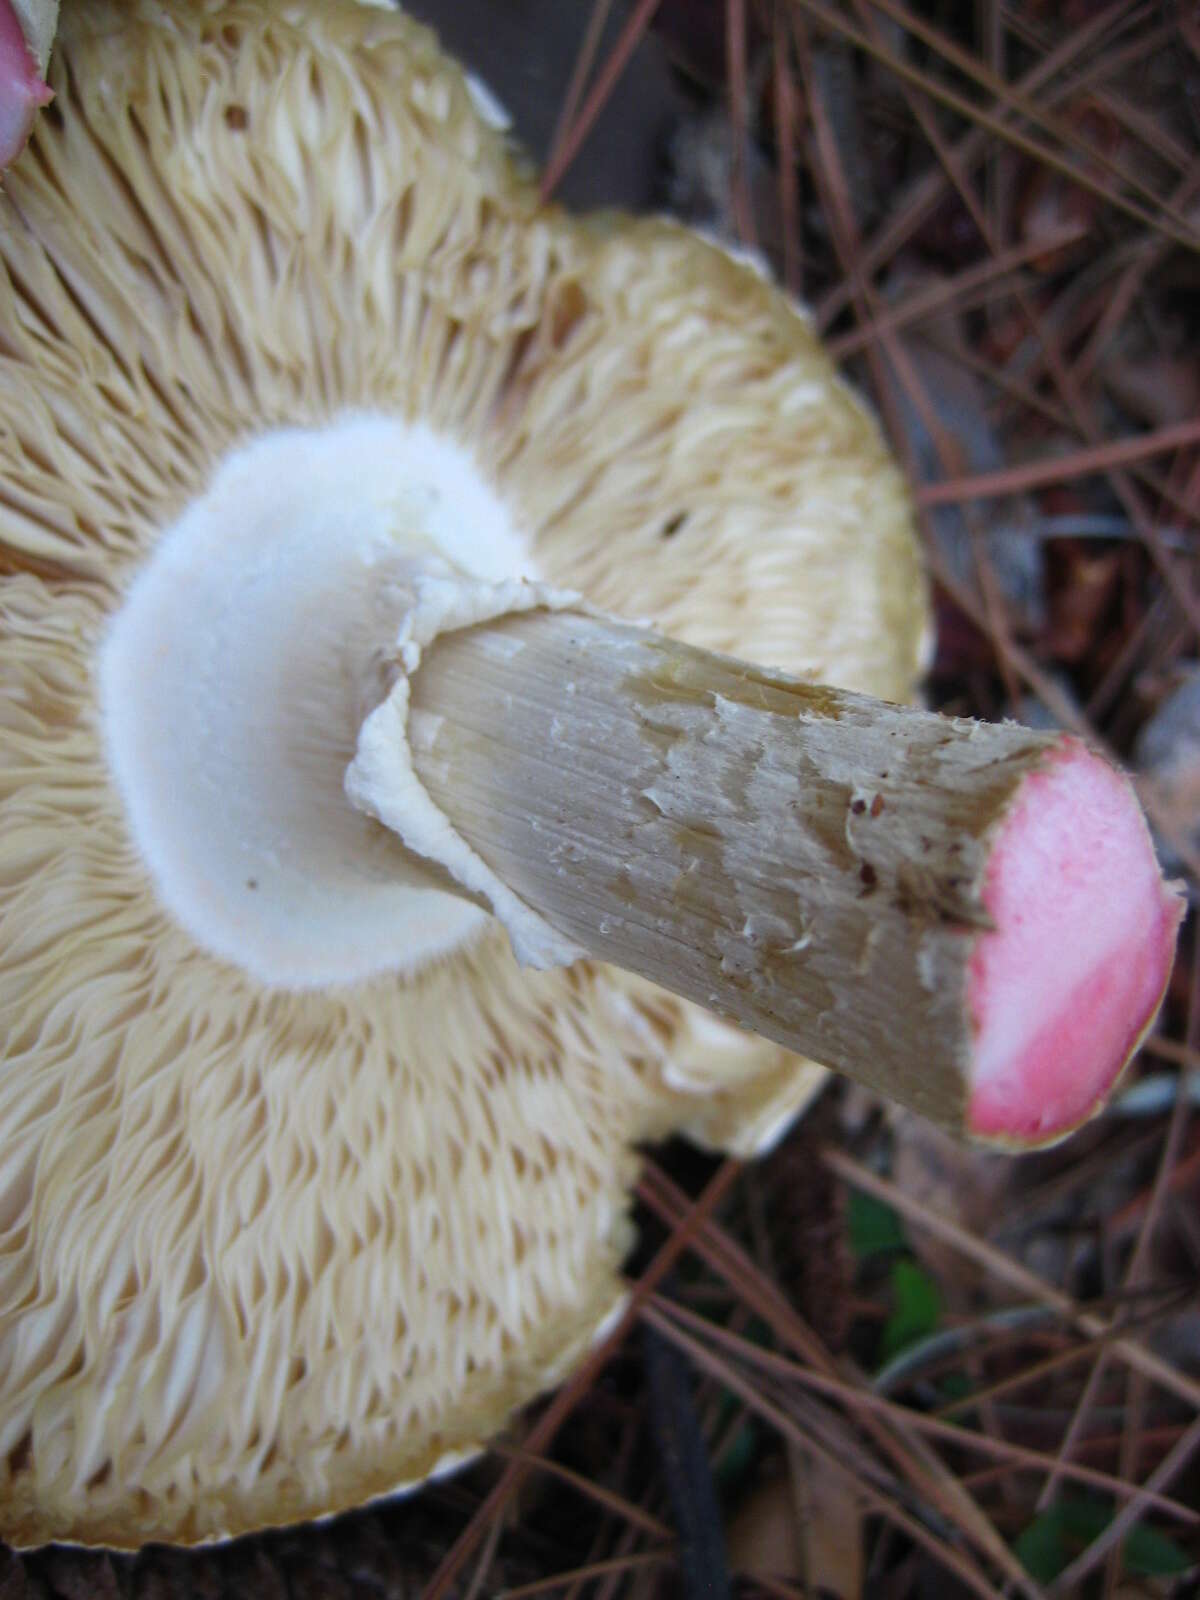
left=828, top=225, right=1088, bottom=359
left=727, top=0, right=756, bottom=246
left=1050, top=1413, right=1200, bottom=1593
left=772, top=5, right=801, bottom=295
left=499, top=1547, right=674, bottom=1599
left=822, top=1150, right=1200, bottom=1413
left=545, top=0, right=615, bottom=184
left=641, top=1303, right=1012, bottom=1600
left=813, top=0, right=1152, bottom=329
left=789, top=0, right=1200, bottom=251
left=539, top=0, right=664, bottom=200
left=915, top=418, right=1200, bottom=506
left=421, top=1159, right=742, bottom=1600
left=462, top=1508, right=505, bottom=1600
left=489, top=1443, right=672, bottom=1541
left=853, top=0, right=1199, bottom=239
left=648, top=1295, right=1200, bottom=1525
left=639, top=1166, right=1040, bottom=1596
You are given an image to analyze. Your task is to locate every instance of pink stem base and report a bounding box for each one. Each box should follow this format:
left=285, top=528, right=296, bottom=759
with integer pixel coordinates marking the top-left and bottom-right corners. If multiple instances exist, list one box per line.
left=967, top=738, right=1182, bottom=1146
left=0, top=0, right=52, bottom=171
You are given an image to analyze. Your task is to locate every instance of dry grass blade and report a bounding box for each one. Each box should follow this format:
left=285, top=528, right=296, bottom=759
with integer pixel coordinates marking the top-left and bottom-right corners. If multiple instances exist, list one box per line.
left=772, top=3, right=801, bottom=296
left=462, top=1510, right=505, bottom=1600
left=835, top=0, right=1200, bottom=742
left=987, top=1126, right=1170, bottom=1238
left=839, top=11, right=1200, bottom=648
left=1046, top=944, right=1200, bottom=1587
left=421, top=1159, right=742, bottom=1600
left=499, top=1547, right=674, bottom=1599
left=1092, top=82, right=1196, bottom=174
left=841, top=0, right=1200, bottom=622
left=915, top=419, right=1200, bottom=506
left=1050, top=1413, right=1200, bottom=1593
left=726, top=0, right=756, bottom=246
left=488, top=1443, right=672, bottom=1541
left=823, top=1150, right=1200, bottom=1414
left=855, top=0, right=1199, bottom=237
left=988, top=335, right=1200, bottom=654
left=647, top=1296, right=1200, bottom=1525
left=836, top=0, right=1200, bottom=617
left=640, top=1303, right=1012, bottom=1600
left=789, top=0, right=1200, bottom=251
left=1074, top=166, right=1200, bottom=383
left=915, top=329, right=1200, bottom=531
left=638, top=1168, right=1040, bottom=1597
left=748, top=1577, right=809, bottom=1600
left=827, top=226, right=1088, bottom=359
left=1085, top=952, right=1200, bottom=1542
left=814, top=0, right=1153, bottom=329
left=792, top=4, right=1028, bottom=703
left=1145, top=1036, right=1200, bottom=1073
left=930, top=1325, right=1146, bottom=1430
left=1006, top=10, right=1182, bottom=147
left=560, top=1410, right=646, bottom=1600
left=545, top=0, right=614, bottom=181
left=922, top=548, right=1200, bottom=880
left=539, top=0, right=663, bottom=200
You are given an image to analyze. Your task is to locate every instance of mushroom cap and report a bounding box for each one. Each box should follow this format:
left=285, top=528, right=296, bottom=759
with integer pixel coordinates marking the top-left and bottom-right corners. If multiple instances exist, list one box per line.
left=0, top=0, right=928, bottom=1547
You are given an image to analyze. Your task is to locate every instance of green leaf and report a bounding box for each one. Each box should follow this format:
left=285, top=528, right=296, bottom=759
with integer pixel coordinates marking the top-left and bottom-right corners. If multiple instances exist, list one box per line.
left=1014, top=1508, right=1068, bottom=1584
left=1014, top=1498, right=1194, bottom=1582
left=1123, top=1521, right=1193, bottom=1577
left=937, top=1372, right=973, bottom=1405
left=714, top=1414, right=758, bottom=1493
left=880, top=1259, right=941, bottom=1361
left=847, top=1188, right=906, bottom=1258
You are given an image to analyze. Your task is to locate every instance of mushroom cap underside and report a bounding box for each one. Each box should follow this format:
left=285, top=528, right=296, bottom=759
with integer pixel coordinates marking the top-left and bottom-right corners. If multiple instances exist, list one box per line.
left=0, top=0, right=928, bottom=1546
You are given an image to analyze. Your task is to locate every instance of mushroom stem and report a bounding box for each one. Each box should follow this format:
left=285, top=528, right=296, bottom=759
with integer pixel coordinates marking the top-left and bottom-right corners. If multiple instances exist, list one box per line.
left=405, top=608, right=1182, bottom=1148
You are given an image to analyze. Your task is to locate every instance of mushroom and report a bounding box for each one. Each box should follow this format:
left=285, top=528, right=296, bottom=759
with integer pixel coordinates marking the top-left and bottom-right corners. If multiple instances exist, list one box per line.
left=0, top=0, right=929, bottom=1547
left=370, top=605, right=1180, bottom=1147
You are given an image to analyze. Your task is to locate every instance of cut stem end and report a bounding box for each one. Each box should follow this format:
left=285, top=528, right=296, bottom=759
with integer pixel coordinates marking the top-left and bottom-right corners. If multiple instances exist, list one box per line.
left=966, top=737, right=1183, bottom=1149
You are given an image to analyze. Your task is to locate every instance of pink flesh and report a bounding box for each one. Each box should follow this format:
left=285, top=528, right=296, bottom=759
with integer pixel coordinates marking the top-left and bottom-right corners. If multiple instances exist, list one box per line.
left=967, top=737, right=1181, bottom=1146
left=0, top=0, right=51, bottom=170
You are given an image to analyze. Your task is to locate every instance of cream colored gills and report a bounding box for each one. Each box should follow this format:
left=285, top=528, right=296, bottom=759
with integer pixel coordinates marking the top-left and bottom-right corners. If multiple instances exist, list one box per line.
left=0, top=0, right=926, bottom=1549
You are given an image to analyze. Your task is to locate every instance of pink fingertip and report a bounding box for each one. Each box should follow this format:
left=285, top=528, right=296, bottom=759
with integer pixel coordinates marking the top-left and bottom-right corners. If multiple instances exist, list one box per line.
left=0, top=0, right=53, bottom=170
left=966, top=737, right=1182, bottom=1147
